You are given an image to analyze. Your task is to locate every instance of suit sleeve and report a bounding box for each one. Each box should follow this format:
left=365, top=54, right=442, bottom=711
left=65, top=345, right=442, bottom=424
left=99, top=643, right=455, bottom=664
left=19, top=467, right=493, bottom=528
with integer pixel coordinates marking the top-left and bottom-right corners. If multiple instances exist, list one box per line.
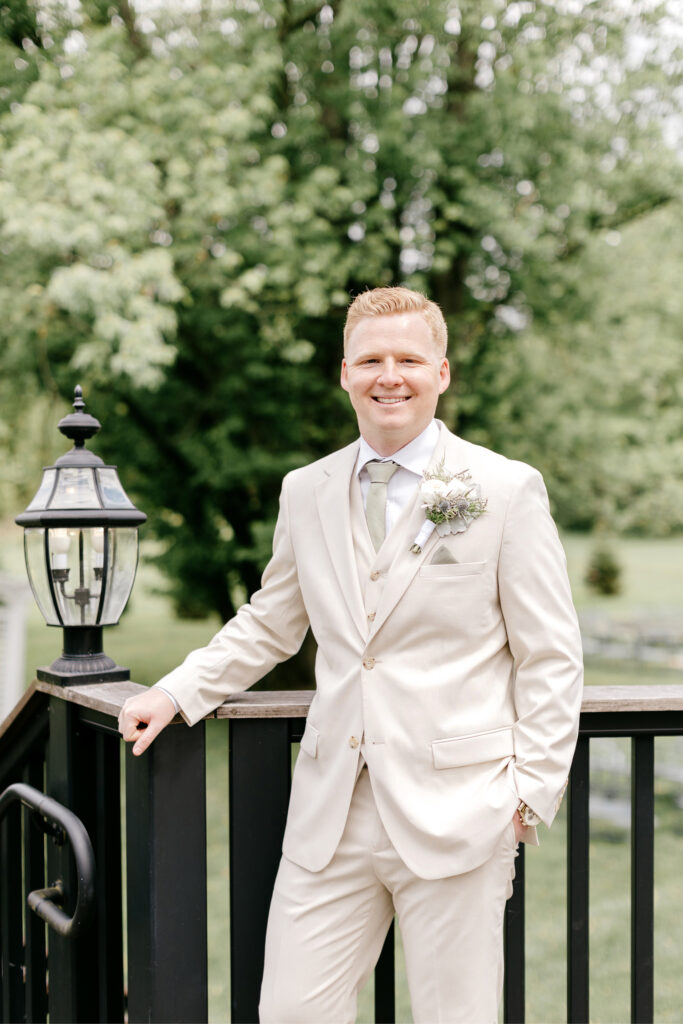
left=154, top=475, right=310, bottom=726
left=497, top=466, right=583, bottom=826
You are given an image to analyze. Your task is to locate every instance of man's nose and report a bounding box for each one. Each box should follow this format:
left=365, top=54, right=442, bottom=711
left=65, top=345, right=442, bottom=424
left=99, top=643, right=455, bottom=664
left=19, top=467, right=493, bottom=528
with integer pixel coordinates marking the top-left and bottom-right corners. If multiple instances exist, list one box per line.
left=377, top=360, right=402, bottom=385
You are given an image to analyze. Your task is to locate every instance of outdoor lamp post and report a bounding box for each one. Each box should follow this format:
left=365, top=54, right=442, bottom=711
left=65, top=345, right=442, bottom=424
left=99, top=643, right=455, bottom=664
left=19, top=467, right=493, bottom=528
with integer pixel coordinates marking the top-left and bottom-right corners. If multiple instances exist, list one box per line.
left=15, top=385, right=146, bottom=684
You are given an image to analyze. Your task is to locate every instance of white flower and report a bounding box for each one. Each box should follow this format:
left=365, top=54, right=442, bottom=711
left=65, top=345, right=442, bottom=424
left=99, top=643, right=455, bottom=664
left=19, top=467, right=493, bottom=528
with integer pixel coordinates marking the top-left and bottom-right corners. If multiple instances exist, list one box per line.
left=445, top=478, right=471, bottom=499
left=420, top=478, right=449, bottom=504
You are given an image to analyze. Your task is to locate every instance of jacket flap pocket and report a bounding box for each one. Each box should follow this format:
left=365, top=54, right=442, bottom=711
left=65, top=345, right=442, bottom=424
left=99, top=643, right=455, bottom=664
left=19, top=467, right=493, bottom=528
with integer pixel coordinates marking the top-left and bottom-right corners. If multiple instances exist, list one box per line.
left=300, top=722, right=319, bottom=759
left=419, top=561, right=486, bottom=579
left=432, top=726, right=514, bottom=769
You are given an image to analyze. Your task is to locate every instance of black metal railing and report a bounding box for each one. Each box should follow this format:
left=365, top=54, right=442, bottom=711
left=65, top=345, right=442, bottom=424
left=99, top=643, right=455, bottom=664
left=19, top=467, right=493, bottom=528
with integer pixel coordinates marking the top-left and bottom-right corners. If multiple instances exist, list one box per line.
left=0, top=681, right=207, bottom=1024
left=0, top=680, right=682, bottom=1023
left=564, top=704, right=683, bottom=1024
left=225, top=688, right=683, bottom=1024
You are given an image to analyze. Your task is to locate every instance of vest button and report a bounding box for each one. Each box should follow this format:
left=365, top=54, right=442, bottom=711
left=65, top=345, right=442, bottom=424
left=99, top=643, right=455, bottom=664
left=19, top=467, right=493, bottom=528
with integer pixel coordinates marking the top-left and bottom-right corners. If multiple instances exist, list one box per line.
left=367, top=611, right=376, bottom=622
left=370, top=570, right=381, bottom=581
left=349, top=736, right=360, bottom=749
left=363, top=657, right=376, bottom=670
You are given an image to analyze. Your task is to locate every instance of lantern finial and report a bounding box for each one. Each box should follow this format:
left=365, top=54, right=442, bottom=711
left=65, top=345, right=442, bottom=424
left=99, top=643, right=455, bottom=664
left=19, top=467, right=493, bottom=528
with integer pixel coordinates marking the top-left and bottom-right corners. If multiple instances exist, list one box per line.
left=57, top=384, right=101, bottom=450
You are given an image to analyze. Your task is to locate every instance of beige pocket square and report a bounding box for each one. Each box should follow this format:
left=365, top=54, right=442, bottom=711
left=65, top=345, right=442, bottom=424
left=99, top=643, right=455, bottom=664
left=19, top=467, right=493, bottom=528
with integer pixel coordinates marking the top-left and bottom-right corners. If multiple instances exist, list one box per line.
left=430, top=545, right=458, bottom=565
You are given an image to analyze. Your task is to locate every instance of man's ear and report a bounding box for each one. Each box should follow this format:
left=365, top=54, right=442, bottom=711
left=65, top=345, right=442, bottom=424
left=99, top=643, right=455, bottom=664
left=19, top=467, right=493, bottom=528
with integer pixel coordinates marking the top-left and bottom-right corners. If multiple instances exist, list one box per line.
left=438, top=358, right=450, bottom=394
left=340, top=359, right=350, bottom=393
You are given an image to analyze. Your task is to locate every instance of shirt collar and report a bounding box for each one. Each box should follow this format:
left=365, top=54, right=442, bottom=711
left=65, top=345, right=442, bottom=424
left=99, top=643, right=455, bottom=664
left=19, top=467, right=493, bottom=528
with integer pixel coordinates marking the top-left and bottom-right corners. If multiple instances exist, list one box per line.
left=355, top=420, right=440, bottom=478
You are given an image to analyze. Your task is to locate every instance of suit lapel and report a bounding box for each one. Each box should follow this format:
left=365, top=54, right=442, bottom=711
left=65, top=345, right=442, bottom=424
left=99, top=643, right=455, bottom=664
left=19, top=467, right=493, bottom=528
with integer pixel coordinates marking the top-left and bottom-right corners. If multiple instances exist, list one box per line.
left=369, top=425, right=467, bottom=640
left=314, top=444, right=367, bottom=642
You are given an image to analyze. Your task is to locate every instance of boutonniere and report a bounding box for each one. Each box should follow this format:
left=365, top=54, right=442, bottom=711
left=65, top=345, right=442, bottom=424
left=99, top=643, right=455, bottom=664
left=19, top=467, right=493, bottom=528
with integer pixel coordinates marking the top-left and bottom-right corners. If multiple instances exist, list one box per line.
left=410, top=463, right=487, bottom=554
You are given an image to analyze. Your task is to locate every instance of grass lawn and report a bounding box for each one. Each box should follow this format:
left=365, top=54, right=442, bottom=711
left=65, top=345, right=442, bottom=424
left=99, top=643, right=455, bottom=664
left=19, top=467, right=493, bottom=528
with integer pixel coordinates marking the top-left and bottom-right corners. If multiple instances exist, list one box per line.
left=2, top=525, right=682, bottom=1021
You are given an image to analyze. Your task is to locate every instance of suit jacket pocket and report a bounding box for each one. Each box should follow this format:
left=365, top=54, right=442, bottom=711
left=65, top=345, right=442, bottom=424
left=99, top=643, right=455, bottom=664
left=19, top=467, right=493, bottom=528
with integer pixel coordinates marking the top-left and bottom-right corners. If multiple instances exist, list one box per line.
left=300, top=722, right=319, bottom=759
left=432, top=726, right=514, bottom=769
left=419, top=561, right=487, bottom=579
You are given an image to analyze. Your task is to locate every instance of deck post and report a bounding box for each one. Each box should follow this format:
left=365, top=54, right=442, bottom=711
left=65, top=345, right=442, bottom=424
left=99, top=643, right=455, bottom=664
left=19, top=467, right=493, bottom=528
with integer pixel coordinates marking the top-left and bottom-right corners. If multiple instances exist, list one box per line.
left=125, top=718, right=208, bottom=1023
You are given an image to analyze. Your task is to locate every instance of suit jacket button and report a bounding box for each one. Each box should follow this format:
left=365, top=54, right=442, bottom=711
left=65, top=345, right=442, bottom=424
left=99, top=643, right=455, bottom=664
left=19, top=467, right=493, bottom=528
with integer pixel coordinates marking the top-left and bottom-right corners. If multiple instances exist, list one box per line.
left=370, top=570, right=381, bottom=581
left=367, top=611, right=376, bottom=622
left=363, top=657, right=376, bottom=670
left=349, top=736, right=360, bottom=749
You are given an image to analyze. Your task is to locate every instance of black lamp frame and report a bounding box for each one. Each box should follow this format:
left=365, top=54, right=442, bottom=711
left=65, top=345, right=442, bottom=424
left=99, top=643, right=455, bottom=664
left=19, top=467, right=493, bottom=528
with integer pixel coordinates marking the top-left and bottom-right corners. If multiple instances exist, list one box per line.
left=16, top=386, right=146, bottom=686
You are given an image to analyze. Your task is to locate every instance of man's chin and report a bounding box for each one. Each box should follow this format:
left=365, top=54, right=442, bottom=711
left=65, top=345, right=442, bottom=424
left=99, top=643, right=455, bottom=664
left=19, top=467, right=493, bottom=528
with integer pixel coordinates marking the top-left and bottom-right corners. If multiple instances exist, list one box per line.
left=368, top=402, right=414, bottom=424
left=360, top=416, right=431, bottom=455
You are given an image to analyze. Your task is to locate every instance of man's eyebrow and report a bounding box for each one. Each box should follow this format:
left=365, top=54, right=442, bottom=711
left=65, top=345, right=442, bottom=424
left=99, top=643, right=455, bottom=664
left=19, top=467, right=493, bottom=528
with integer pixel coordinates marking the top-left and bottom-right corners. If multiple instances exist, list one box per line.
left=351, top=348, right=426, bottom=361
left=348, top=351, right=379, bottom=362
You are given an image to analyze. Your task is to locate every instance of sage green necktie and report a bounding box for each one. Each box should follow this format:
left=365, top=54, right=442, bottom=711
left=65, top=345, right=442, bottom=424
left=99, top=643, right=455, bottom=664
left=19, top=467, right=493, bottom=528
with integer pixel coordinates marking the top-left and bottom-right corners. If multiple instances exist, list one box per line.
left=365, top=460, right=399, bottom=552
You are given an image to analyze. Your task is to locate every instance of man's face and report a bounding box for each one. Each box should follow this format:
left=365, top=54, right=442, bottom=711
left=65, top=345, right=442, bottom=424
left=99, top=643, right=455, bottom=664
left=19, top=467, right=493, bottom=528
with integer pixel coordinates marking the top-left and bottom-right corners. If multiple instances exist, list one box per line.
left=340, top=312, right=450, bottom=456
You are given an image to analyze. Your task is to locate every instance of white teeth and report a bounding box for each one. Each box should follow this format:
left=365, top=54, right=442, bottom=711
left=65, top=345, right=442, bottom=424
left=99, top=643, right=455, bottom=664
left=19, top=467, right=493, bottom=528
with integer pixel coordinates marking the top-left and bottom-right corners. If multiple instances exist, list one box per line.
left=375, top=397, right=408, bottom=404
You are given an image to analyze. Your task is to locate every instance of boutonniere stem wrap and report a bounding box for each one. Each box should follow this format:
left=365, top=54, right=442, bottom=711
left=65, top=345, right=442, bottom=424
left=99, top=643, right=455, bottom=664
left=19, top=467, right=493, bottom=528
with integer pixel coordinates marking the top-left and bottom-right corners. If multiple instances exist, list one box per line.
left=410, top=464, right=487, bottom=554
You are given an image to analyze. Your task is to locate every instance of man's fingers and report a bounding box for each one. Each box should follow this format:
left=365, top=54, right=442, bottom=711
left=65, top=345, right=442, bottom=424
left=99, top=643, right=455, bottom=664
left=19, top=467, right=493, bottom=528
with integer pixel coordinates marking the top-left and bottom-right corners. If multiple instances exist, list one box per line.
left=131, top=718, right=164, bottom=756
left=118, top=689, right=177, bottom=755
left=117, top=707, right=151, bottom=742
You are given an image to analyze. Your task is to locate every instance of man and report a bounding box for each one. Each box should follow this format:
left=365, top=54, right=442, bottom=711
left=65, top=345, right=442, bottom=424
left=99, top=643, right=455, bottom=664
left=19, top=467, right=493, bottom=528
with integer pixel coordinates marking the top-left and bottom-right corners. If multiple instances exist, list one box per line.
left=119, top=286, right=583, bottom=1023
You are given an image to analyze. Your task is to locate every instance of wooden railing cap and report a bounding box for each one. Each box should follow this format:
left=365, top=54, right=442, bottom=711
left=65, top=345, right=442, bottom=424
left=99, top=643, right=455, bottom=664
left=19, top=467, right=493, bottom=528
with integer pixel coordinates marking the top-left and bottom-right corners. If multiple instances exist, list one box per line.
left=21, top=680, right=683, bottom=725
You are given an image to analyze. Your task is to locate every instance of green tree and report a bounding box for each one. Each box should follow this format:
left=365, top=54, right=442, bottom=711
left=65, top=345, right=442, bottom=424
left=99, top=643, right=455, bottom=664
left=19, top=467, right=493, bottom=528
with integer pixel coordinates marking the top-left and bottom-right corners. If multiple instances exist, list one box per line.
left=477, top=202, right=683, bottom=535
left=1, top=0, right=680, bottom=641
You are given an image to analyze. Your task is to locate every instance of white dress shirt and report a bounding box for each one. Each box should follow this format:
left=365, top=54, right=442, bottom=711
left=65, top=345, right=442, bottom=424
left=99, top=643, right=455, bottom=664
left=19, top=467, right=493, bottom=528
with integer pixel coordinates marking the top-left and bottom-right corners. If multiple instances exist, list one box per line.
left=355, top=419, right=439, bottom=536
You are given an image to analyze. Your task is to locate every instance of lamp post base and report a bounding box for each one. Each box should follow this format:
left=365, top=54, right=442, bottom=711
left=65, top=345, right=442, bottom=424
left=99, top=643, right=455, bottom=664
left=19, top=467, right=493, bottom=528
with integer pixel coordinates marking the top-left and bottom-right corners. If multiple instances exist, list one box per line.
left=36, top=626, right=131, bottom=685
left=36, top=663, right=131, bottom=685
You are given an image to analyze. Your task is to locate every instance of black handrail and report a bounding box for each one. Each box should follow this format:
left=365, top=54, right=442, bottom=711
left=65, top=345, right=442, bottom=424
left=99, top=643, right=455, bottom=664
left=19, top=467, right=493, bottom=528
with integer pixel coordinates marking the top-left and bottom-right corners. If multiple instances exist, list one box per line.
left=0, top=782, right=95, bottom=938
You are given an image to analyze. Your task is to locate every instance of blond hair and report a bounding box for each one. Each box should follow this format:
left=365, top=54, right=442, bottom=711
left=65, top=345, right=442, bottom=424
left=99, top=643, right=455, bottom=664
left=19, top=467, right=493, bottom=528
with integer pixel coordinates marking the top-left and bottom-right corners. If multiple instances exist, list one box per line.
left=344, top=287, right=448, bottom=356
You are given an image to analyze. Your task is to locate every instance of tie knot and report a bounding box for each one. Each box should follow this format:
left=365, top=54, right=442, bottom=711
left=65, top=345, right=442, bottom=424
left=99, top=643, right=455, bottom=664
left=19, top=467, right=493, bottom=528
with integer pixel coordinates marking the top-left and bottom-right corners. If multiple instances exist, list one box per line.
left=366, top=460, right=399, bottom=485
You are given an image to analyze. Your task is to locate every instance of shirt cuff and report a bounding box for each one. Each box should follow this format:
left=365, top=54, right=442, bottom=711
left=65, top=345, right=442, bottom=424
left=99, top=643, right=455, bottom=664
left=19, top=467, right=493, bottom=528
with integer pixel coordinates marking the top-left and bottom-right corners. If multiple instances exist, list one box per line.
left=154, top=685, right=179, bottom=714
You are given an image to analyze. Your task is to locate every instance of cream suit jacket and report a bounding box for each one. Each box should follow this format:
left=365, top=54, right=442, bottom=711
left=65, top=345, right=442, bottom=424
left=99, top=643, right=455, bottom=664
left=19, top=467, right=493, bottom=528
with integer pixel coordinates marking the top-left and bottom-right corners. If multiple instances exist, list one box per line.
left=158, top=423, right=583, bottom=879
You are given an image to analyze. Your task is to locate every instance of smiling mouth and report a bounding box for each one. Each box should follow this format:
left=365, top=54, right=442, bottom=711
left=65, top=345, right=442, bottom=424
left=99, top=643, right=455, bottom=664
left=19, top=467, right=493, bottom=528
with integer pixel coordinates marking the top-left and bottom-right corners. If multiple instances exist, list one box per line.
left=373, top=396, right=410, bottom=404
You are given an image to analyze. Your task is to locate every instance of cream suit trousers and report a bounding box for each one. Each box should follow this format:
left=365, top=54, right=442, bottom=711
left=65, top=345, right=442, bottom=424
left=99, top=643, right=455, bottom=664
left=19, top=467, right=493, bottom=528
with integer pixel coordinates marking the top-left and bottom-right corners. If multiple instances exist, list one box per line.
left=259, top=768, right=519, bottom=1024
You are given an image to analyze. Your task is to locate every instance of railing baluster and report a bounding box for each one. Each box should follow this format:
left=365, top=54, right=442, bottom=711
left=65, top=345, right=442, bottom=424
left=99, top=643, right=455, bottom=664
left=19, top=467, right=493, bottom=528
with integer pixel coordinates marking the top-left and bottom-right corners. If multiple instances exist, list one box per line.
left=631, top=735, right=654, bottom=1024
left=125, top=718, right=208, bottom=1023
left=504, top=842, right=525, bottom=1023
left=0, top=799, right=24, bottom=1023
left=374, top=918, right=395, bottom=1023
left=567, top=735, right=590, bottom=1024
left=45, top=698, right=99, bottom=1023
left=229, top=717, right=294, bottom=1024
left=92, top=727, right=124, bottom=1022
left=23, top=754, right=48, bottom=1024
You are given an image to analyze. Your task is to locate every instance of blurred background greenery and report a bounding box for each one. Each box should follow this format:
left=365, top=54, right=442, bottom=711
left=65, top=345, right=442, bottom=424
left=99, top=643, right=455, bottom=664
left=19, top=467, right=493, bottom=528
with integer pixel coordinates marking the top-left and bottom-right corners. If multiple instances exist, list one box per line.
left=1, top=0, right=682, bottom=647
left=1, top=2, right=683, bottom=1021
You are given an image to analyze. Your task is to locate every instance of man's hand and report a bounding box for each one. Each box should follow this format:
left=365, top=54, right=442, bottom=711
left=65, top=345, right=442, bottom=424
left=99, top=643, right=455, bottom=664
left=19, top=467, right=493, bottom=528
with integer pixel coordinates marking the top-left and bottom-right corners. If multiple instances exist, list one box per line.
left=118, top=688, right=177, bottom=756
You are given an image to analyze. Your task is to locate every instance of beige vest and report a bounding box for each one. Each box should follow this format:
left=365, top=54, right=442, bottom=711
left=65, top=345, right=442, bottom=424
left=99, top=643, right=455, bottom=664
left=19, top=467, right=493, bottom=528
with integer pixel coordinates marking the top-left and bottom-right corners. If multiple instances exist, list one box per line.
left=349, top=473, right=420, bottom=758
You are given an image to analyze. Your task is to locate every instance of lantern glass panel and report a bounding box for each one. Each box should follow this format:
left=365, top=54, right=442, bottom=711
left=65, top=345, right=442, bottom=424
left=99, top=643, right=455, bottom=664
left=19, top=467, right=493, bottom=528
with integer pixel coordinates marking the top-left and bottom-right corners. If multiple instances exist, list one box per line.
left=25, top=469, right=57, bottom=512
left=96, top=468, right=135, bottom=509
left=24, top=528, right=60, bottom=625
left=50, top=467, right=100, bottom=509
left=99, top=527, right=139, bottom=625
left=48, top=527, right=102, bottom=627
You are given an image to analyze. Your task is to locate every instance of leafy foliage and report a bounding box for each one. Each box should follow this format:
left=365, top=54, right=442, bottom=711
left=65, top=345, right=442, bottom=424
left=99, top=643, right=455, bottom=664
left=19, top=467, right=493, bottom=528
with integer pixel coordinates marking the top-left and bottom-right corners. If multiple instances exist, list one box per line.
left=1, top=0, right=681, bottom=632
